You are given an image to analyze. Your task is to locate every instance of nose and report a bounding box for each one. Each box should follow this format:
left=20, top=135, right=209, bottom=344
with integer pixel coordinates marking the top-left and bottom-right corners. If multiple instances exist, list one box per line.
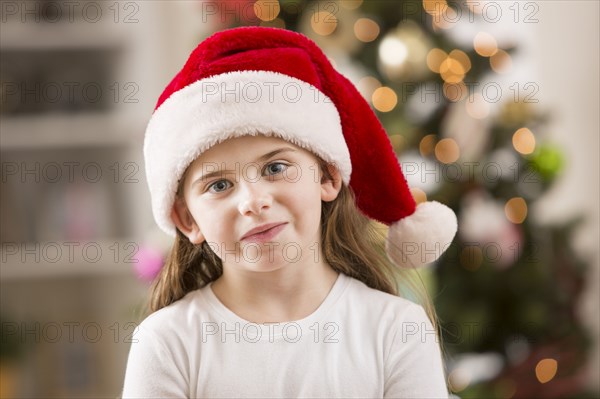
left=237, top=181, right=272, bottom=216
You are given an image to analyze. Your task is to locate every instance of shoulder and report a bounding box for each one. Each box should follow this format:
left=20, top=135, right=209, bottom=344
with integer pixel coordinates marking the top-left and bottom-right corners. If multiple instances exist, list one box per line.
left=343, top=274, right=430, bottom=325
left=134, top=286, right=210, bottom=341
left=347, top=277, right=448, bottom=397
left=123, top=292, right=203, bottom=398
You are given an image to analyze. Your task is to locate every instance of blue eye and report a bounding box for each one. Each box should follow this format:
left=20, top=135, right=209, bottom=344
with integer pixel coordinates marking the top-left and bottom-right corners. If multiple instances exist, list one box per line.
left=208, top=179, right=231, bottom=193
left=264, top=162, right=288, bottom=176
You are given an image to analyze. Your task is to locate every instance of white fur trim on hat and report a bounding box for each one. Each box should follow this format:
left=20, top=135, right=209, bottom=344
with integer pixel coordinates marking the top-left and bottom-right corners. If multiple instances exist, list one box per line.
left=144, top=70, right=350, bottom=237
left=385, top=201, right=458, bottom=267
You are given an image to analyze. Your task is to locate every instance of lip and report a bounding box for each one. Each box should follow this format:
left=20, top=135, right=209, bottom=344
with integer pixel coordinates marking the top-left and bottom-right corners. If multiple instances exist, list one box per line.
left=241, top=222, right=287, bottom=242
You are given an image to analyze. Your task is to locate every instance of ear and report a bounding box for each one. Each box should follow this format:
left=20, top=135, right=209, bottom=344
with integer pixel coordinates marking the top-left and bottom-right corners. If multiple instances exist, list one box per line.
left=170, top=197, right=205, bottom=244
left=321, top=163, right=342, bottom=202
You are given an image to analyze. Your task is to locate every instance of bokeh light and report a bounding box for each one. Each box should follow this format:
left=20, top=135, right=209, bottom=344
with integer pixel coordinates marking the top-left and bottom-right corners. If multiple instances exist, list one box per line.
left=311, top=11, right=338, bottom=36
left=490, top=49, right=512, bottom=74
left=420, top=134, right=437, bottom=157
left=372, top=87, right=398, bottom=112
left=448, top=368, right=471, bottom=392
left=449, top=49, right=472, bottom=73
left=253, top=0, right=280, bottom=22
left=512, top=128, right=536, bottom=155
left=505, top=197, right=528, bottom=224
left=474, top=32, right=498, bottom=57
left=427, top=48, right=448, bottom=73
left=379, top=36, right=408, bottom=67
left=423, top=0, right=455, bottom=30
left=465, top=94, right=490, bottom=119
left=422, top=0, right=448, bottom=15
left=443, top=82, right=468, bottom=102
left=435, top=138, right=460, bottom=163
left=354, top=18, right=380, bottom=42
left=535, top=358, right=558, bottom=383
left=531, top=145, right=564, bottom=179
left=435, top=50, right=471, bottom=83
left=440, top=58, right=465, bottom=83
left=411, top=187, right=428, bottom=205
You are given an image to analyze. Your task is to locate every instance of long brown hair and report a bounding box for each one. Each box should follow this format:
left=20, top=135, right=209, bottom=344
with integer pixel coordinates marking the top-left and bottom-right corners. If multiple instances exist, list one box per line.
left=146, top=158, right=438, bottom=330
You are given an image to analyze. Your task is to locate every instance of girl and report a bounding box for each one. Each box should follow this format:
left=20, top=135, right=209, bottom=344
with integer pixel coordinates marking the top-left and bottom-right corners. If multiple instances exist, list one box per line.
left=122, top=26, right=457, bottom=398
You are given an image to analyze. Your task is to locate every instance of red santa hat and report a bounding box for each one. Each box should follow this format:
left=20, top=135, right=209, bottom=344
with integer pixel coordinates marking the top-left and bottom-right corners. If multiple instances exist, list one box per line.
left=144, top=26, right=457, bottom=268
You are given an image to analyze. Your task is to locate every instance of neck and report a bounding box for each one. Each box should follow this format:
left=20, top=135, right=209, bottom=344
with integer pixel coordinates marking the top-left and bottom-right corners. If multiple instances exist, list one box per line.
left=210, top=255, right=339, bottom=324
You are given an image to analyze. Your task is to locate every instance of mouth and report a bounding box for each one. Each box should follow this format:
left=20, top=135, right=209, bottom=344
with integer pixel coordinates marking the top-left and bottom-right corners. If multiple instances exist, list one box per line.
left=241, top=222, right=288, bottom=242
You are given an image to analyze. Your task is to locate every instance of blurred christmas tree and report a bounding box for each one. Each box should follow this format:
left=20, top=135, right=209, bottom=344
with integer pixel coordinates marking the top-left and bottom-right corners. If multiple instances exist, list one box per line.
left=205, top=0, right=597, bottom=397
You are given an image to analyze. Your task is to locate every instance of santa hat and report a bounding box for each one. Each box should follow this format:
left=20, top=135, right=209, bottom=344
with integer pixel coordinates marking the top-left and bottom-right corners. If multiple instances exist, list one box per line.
left=144, top=26, right=457, bottom=268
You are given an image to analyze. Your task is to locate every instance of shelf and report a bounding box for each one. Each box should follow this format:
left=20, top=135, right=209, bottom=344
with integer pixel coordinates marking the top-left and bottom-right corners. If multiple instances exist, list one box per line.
left=0, top=112, right=145, bottom=149
left=0, top=239, right=141, bottom=280
left=0, top=2, right=166, bottom=398
left=0, top=20, right=129, bottom=50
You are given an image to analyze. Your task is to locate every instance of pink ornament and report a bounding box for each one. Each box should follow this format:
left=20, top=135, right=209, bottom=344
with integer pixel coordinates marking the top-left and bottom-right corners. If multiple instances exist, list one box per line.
left=133, top=245, right=164, bottom=282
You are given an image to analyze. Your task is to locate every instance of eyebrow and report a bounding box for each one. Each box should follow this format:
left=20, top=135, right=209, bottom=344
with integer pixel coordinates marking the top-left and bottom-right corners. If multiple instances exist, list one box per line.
left=191, top=147, right=297, bottom=187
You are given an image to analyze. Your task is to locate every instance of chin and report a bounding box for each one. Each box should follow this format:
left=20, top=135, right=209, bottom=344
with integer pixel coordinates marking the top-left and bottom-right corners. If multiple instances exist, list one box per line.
left=250, top=265, right=287, bottom=274
left=231, top=241, right=304, bottom=272
left=243, top=254, right=293, bottom=273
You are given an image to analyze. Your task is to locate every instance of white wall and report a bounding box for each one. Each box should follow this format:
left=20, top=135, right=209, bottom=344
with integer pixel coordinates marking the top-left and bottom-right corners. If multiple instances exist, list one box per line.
left=529, top=1, right=600, bottom=391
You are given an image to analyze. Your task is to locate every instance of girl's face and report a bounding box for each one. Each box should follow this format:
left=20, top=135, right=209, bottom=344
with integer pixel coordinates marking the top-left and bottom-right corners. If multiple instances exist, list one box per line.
left=171, top=135, right=341, bottom=273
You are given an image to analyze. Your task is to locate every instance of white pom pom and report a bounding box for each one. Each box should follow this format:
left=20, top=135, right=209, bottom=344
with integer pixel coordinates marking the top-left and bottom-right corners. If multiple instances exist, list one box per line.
left=385, top=201, right=458, bottom=268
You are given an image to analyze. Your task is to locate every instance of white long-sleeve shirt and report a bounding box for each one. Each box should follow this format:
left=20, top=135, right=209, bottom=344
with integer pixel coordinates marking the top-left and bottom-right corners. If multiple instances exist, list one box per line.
left=122, top=272, right=449, bottom=398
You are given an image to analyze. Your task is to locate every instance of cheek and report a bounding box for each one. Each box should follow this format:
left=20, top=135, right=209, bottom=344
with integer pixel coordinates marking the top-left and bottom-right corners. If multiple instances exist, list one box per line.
left=299, top=171, right=323, bottom=202
left=188, top=202, right=227, bottom=239
left=282, top=176, right=322, bottom=218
